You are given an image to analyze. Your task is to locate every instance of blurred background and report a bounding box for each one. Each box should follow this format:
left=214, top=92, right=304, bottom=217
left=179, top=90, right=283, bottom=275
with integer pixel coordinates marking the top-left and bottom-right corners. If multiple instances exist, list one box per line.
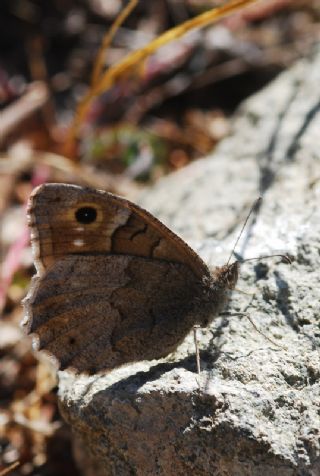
left=0, top=1, right=319, bottom=474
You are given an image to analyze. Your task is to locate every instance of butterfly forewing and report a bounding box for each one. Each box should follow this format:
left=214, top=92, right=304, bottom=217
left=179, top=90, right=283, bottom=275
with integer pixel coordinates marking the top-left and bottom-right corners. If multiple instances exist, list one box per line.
left=28, top=184, right=209, bottom=278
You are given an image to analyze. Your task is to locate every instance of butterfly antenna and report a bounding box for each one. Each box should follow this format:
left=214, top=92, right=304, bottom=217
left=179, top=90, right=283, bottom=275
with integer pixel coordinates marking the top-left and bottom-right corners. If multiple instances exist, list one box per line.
left=241, top=254, right=292, bottom=264
left=226, top=197, right=262, bottom=265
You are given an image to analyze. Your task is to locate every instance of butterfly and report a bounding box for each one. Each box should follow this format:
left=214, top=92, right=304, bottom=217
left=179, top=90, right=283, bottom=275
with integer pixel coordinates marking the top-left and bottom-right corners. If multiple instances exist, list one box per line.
left=22, top=183, right=242, bottom=374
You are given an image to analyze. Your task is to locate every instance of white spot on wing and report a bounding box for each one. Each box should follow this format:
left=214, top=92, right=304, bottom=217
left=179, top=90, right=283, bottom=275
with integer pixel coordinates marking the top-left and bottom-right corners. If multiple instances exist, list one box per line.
left=74, top=239, right=85, bottom=247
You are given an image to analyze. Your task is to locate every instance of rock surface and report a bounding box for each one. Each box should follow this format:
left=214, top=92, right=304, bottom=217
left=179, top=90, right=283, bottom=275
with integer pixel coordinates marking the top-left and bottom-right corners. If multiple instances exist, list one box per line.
left=58, top=45, right=320, bottom=475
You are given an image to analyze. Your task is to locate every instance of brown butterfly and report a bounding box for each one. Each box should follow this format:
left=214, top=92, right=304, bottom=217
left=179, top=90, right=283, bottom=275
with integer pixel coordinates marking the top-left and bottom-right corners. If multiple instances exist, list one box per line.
left=22, top=183, right=250, bottom=374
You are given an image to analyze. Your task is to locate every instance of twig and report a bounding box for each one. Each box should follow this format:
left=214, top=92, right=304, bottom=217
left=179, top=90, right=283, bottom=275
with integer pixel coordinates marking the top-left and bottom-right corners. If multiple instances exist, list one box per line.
left=0, top=82, right=48, bottom=147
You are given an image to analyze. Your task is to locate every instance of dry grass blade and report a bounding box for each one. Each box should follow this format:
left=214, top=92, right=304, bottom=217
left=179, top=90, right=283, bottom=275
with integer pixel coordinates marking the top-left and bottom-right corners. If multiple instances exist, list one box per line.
left=65, top=0, right=260, bottom=156
left=91, top=0, right=138, bottom=87
left=0, top=462, right=20, bottom=476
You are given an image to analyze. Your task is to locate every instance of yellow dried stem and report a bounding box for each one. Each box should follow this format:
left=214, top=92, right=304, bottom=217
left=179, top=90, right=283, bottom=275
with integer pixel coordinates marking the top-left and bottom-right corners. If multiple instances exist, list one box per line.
left=91, top=0, right=138, bottom=87
left=65, top=0, right=260, bottom=156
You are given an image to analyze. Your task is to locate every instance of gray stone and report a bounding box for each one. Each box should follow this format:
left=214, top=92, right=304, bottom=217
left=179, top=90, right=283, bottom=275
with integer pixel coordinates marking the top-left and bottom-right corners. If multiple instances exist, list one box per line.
left=58, top=45, right=320, bottom=475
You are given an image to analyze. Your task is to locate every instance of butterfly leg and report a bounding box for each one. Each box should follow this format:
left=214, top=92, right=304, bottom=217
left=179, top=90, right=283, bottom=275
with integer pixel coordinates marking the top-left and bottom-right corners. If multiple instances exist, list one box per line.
left=193, top=325, right=201, bottom=375
left=234, top=288, right=255, bottom=296
left=220, top=310, right=284, bottom=349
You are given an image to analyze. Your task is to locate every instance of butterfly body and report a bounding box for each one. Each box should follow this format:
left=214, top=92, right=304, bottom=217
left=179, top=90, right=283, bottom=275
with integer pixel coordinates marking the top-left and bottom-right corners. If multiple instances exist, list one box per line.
left=22, top=183, right=238, bottom=373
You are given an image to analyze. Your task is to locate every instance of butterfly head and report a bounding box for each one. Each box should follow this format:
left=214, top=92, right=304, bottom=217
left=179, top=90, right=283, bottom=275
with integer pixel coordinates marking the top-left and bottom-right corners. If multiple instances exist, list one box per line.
left=211, top=261, right=239, bottom=291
